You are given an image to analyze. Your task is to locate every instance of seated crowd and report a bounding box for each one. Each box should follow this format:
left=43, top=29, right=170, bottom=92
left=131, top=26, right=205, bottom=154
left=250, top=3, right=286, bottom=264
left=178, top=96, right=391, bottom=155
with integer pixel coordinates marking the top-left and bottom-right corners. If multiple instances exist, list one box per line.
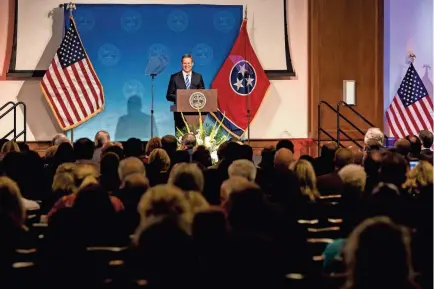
left=0, top=128, right=432, bottom=289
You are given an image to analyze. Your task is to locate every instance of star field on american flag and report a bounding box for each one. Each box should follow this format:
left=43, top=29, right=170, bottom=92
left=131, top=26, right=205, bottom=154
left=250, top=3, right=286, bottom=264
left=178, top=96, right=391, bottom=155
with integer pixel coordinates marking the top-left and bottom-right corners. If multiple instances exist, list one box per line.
left=397, top=64, right=429, bottom=107
left=58, top=21, right=86, bottom=69
left=41, top=17, right=104, bottom=131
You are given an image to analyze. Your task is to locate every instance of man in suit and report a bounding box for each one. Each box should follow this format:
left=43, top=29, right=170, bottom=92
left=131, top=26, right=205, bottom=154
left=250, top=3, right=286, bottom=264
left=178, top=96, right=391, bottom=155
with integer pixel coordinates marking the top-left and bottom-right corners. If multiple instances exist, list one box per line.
left=418, top=130, right=433, bottom=163
left=166, top=54, right=205, bottom=131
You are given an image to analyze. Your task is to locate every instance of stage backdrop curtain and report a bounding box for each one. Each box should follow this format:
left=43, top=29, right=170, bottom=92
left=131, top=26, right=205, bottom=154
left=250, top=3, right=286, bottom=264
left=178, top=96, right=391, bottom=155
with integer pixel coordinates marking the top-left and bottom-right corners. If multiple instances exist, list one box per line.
left=64, top=4, right=242, bottom=141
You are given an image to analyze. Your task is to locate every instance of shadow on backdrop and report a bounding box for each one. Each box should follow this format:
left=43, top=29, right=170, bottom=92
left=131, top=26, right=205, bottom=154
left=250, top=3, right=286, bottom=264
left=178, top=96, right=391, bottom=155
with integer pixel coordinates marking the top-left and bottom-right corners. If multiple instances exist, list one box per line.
left=115, top=95, right=158, bottom=141
left=16, top=7, right=64, bottom=140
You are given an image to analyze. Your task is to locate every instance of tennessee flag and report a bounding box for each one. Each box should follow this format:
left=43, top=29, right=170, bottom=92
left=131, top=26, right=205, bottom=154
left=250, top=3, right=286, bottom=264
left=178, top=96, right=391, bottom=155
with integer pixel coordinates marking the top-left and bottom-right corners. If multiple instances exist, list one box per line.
left=211, top=19, right=270, bottom=138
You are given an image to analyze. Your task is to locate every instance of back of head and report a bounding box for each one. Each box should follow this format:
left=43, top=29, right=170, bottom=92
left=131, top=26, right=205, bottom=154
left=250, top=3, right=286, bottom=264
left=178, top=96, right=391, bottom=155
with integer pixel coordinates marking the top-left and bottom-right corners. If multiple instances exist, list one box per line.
left=338, top=164, right=367, bottom=192
left=74, top=138, right=94, bottom=160
left=94, top=130, right=110, bottom=148
left=228, top=159, right=257, bottom=182
left=136, top=184, right=191, bottom=234
left=363, top=150, right=382, bottom=177
left=53, top=163, right=76, bottom=194
left=118, top=157, right=146, bottom=181
left=161, top=134, right=178, bottom=157
left=335, top=148, right=354, bottom=170
left=52, top=133, right=68, bottom=145
left=181, top=133, right=197, bottom=149
left=172, top=150, right=191, bottom=165
left=169, top=163, right=204, bottom=193
left=343, top=216, right=414, bottom=289
left=1, top=141, right=20, bottom=154
left=320, top=141, right=339, bottom=159
left=276, top=139, right=295, bottom=153
left=220, top=176, right=252, bottom=206
left=364, top=127, right=385, bottom=147
left=0, top=176, right=25, bottom=228
left=274, top=148, right=294, bottom=171
left=192, top=145, right=212, bottom=167
left=239, top=144, right=254, bottom=161
left=124, top=138, right=143, bottom=157
left=402, top=160, right=433, bottom=195
left=217, top=141, right=229, bottom=161
left=290, top=159, right=319, bottom=201
left=185, top=191, right=209, bottom=214
left=74, top=163, right=99, bottom=191
left=100, top=152, right=121, bottom=191
left=121, top=172, right=149, bottom=192
left=145, top=137, right=162, bottom=156
left=225, top=183, right=265, bottom=229
left=149, top=148, right=171, bottom=173
left=380, top=152, right=408, bottom=187
left=418, top=130, right=433, bottom=148
left=406, top=135, right=422, bottom=155
left=54, top=142, right=75, bottom=165
left=102, top=142, right=125, bottom=160
left=394, top=138, right=411, bottom=156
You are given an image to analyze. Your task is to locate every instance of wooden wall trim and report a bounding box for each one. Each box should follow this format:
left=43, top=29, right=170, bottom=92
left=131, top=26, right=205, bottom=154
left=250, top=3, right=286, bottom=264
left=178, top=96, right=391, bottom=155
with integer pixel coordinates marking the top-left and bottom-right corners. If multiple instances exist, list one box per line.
left=1, top=0, right=15, bottom=80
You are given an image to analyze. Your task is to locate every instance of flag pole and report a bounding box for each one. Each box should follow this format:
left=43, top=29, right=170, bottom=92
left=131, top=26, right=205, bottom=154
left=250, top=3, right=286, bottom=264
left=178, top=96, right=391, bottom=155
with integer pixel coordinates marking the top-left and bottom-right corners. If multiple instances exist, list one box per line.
left=67, top=2, right=76, bottom=143
left=244, top=5, right=251, bottom=144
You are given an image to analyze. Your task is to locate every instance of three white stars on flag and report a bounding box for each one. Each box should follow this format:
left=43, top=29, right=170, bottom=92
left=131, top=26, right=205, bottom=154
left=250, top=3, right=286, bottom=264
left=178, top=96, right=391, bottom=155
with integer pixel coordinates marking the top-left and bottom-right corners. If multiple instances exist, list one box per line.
left=233, top=63, right=255, bottom=91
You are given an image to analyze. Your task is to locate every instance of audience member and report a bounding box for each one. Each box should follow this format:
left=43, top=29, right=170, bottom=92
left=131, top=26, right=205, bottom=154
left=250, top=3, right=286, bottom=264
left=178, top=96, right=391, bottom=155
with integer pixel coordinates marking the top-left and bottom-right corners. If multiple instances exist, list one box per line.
left=343, top=216, right=418, bottom=289
left=100, top=152, right=121, bottom=192
left=169, top=163, right=204, bottom=193
left=228, top=159, right=257, bottom=182
left=419, top=129, right=433, bottom=159
left=147, top=148, right=170, bottom=186
left=124, top=137, right=143, bottom=158
left=92, top=130, right=110, bottom=162
left=276, top=139, right=295, bottom=153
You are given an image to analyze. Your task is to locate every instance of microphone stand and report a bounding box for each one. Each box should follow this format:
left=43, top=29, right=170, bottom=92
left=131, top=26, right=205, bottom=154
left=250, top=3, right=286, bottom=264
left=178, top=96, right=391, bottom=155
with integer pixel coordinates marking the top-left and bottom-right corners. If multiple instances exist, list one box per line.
left=150, top=73, right=157, bottom=138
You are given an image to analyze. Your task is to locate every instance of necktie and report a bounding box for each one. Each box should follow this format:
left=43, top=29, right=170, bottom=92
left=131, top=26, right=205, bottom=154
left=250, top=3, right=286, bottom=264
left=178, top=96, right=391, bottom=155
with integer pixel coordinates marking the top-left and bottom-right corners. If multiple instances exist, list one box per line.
left=185, top=74, right=190, bottom=89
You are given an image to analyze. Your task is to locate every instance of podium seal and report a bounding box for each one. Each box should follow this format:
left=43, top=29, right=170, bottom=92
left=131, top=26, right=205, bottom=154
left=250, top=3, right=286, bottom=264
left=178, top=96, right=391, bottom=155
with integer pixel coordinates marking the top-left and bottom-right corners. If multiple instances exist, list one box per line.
left=189, top=92, right=206, bottom=110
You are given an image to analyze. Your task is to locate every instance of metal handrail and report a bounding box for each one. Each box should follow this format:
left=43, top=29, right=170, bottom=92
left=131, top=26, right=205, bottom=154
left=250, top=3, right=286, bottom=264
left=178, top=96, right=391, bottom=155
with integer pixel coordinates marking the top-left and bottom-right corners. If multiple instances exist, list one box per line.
left=0, top=101, right=27, bottom=142
left=337, top=101, right=387, bottom=148
left=317, top=101, right=341, bottom=155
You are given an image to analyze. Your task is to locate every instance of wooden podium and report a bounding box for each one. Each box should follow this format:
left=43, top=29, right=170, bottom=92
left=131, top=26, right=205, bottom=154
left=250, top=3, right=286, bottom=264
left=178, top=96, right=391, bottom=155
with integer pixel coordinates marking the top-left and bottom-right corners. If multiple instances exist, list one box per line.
left=170, top=89, right=218, bottom=127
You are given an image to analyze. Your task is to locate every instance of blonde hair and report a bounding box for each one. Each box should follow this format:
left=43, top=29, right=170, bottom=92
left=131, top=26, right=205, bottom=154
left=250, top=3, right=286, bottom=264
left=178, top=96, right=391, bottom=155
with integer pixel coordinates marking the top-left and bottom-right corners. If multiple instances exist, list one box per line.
left=52, top=163, right=76, bottom=193
left=118, top=157, right=146, bottom=181
left=0, top=176, right=25, bottom=228
left=403, top=160, right=433, bottom=194
left=1, top=141, right=20, bottom=153
left=145, top=137, right=162, bottom=156
left=135, top=184, right=192, bottom=243
left=148, top=148, right=170, bottom=173
left=185, top=191, right=209, bottom=214
left=290, top=159, right=320, bottom=201
left=169, top=163, right=204, bottom=193
left=343, top=216, right=415, bottom=289
left=74, top=163, right=99, bottom=191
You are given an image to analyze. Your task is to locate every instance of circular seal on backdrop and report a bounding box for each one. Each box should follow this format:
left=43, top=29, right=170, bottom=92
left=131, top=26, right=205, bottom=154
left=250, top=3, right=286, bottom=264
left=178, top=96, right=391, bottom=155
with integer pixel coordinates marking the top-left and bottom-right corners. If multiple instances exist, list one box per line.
left=229, top=60, right=257, bottom=96
left=189, top=91, right=207, bottom=110
left=74, top=10, right=96, bottom=32
left=121, top=9, right=142, bottom=33
left=213, top=11, right=235, bottom=32
left=98, top=44, right=121, bottom=66
left=123, top=79, right=145, bottom=100
left=192, top=43, right=214, bottom=66
left=167, top=9, right=189, bottom=32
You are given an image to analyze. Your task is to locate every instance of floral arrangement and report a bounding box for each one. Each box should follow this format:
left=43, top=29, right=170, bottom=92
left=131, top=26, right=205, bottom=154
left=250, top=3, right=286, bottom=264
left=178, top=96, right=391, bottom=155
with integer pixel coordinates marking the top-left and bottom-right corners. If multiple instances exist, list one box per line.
left=175, top=110, right=228, bottom=163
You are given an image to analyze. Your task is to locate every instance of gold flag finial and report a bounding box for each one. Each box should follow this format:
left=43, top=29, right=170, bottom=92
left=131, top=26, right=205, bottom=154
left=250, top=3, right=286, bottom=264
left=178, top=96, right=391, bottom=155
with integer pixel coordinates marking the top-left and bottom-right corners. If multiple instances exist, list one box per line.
left=67, top=2, right=76, bottom=17
left=244, top=5, right=247, bottom=19
left=409, top=52, right=416, bottom=63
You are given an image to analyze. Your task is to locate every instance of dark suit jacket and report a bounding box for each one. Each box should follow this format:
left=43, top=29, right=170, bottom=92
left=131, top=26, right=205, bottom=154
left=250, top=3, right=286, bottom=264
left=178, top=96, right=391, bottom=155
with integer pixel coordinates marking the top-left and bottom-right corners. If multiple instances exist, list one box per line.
left=316, top=171, right=344, bottom=196
left=166, top=71, right=205, bottom=103
left=420, top=149, right=433, bottom=160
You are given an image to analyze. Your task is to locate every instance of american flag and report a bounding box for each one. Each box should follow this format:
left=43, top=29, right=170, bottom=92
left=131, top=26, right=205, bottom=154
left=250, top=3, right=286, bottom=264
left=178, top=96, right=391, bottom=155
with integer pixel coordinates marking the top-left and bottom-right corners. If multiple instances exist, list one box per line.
left=386, top=63, right=433, bottom=138
left=41, top=17, right=104, bottom=131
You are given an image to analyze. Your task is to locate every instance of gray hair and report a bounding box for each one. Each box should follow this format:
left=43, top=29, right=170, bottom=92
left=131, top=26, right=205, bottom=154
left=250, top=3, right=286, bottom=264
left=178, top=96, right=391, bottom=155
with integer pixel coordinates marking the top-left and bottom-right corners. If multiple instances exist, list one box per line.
left=364, top=127, right=384, bottom=147
left=228, top=159, right=257, bottom=182
left=338, top=164, right=367, bottom=192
